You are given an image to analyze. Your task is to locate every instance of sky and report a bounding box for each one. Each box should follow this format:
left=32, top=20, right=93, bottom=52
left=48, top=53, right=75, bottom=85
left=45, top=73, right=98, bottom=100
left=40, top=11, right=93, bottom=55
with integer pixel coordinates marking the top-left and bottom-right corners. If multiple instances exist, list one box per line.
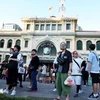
left=0, top=0, right=100, bottom=30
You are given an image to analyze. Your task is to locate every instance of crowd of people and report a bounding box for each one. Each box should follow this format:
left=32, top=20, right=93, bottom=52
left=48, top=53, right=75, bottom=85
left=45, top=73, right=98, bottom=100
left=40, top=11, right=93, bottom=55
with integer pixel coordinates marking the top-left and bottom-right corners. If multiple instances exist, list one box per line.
left=0, top=46, right=57, bottom=95
left=0, top=42, right=99, bottom=100
left=53, top=43, right=100, bottom=100
left=0, top=45, right=25, bottom=95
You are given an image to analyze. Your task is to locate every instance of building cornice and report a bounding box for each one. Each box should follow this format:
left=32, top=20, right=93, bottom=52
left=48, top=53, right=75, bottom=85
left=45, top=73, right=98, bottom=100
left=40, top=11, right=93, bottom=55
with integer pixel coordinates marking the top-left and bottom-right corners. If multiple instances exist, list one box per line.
left=76, top=31, right=100, bottom=37
left=21, top=17, right=77, bottom=22
left=21, top=32, right=75, bottom=36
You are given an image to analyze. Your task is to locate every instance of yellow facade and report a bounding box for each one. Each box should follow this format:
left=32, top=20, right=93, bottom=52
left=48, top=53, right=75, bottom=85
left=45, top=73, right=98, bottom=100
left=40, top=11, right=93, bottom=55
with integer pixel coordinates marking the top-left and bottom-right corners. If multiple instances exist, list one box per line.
left=0, top=17, right=100, bottom=65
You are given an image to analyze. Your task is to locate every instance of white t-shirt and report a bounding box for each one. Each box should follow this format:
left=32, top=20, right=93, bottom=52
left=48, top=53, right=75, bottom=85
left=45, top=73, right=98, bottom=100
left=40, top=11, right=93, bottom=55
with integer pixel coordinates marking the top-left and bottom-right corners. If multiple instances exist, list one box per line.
left=42, top=65, right=47, bottom=74
left=72, top=58, right=83, bottom=75
left=10, top=54, right=13, bottom=57
left=53, top=57, right=58, bottom=64
left=17, top=53, right=22, bottom=68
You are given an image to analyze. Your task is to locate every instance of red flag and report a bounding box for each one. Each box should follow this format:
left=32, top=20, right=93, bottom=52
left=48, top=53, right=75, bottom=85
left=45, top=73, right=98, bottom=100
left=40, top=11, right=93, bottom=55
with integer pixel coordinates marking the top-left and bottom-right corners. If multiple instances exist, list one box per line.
left=49, top=7, right=53, bottom=10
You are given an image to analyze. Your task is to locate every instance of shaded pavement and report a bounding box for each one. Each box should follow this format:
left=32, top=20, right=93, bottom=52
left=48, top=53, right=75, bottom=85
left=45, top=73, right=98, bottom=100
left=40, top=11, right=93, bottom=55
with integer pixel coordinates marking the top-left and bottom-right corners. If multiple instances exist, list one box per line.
left=0, top=80, right=99, bottom=100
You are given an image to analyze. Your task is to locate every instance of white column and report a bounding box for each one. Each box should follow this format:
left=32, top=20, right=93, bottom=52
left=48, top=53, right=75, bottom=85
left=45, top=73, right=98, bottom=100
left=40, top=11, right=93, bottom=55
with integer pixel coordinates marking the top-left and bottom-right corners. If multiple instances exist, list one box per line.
left=83, top=39, right=86, bottom=51
left=56, top=23, right=58, bottom=32
left=39, top=23, right=40, bottom=30
left=71, top=37, right=75, bottom=51
left=23, top=23, right=27, bottom=31
left=4, top=39, right=8, bottom=49
left=93, top=39, right=97, bottom=45
left=50, top=22, right=52, bottom=31
left=44, top=22, right=46, bottom=32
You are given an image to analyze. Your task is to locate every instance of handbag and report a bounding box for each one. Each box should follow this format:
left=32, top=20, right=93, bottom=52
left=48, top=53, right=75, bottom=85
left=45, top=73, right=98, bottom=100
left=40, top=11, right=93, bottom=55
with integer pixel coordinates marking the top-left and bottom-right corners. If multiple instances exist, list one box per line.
left=2, top=69, right=8, bottom=75
left=18, top=67, right=25, bottom=74
left=64, top=75, right=75, bottom=86
left=88, top=75, right=92, bottom=86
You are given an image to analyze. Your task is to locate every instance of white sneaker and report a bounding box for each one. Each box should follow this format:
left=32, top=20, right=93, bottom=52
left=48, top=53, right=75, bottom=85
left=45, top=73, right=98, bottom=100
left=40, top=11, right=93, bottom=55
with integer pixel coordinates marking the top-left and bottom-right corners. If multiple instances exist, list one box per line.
left=27, top=86, right=31, bottom=89
left=11, top=90, right=16, bottom=96
left=79, top=90, right=83, bottom=94
left=53, top=88, right=57, bottom=92
left=3, top=89, right=9, bottom=94
left=0, top=89, right=4, bottom=94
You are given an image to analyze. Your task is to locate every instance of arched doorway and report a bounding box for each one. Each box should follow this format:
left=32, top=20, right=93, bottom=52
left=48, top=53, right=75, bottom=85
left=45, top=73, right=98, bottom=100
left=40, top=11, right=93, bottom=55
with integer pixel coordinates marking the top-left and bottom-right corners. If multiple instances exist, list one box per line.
left=37, top=41, right=57, bottom=63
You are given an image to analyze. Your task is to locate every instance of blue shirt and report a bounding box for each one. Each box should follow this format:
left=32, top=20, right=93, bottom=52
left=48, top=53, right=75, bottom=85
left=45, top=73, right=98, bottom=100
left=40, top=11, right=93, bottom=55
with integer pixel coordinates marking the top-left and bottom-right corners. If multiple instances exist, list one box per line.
left=87, top=51, right=99, bottom=73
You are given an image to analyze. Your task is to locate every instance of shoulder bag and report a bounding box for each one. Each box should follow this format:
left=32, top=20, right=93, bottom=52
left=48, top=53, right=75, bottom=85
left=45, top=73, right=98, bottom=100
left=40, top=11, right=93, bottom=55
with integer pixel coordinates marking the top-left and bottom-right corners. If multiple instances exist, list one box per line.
left=73, top=59, right=81, bottom=69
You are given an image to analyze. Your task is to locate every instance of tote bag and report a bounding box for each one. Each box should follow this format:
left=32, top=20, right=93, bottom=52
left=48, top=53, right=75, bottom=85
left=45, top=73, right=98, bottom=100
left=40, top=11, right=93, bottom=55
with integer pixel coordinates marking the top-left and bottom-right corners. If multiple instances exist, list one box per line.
left=18, top=67, right=25, bottom=74
left=88, top=75, right=92, bottom=86
left=64, top=76, right=75, bottom=86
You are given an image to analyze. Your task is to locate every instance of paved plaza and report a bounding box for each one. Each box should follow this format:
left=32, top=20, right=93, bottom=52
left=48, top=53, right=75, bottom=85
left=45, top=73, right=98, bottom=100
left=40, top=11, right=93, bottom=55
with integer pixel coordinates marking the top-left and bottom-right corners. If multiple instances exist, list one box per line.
left=0, top=80, right=99, bottom=100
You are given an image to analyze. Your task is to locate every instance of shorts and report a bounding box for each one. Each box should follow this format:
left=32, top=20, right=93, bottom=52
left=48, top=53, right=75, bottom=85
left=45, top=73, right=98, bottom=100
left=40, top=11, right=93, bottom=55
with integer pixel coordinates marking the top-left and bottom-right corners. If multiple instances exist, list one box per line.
left=72, top=75, right=82, bottom=85
left=52, top=73, right=55, bottom=76
left=41, top=74, right=46, bottom=78
left=91, top=73, right=99, bottom=84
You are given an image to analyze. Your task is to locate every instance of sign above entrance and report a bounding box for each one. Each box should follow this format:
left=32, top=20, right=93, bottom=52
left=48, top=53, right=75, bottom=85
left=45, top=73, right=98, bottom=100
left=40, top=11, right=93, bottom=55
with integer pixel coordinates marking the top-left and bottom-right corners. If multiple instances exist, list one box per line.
left=40, top=42, right=54, bottom=48
left=37, top=41, right=57, bottom=56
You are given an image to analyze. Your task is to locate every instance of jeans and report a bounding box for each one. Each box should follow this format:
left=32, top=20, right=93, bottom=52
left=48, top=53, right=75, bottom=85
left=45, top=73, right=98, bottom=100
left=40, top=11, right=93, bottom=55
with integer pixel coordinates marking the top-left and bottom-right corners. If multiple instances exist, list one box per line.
left=31, top=71, right=38, bottom=90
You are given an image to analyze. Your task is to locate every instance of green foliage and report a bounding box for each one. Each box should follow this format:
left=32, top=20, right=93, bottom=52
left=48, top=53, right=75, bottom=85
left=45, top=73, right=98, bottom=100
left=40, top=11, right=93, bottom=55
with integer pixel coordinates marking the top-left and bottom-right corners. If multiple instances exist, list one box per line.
left=0, top=94, right=47, bottom=100
left=0, top=94, right=31, bottom=100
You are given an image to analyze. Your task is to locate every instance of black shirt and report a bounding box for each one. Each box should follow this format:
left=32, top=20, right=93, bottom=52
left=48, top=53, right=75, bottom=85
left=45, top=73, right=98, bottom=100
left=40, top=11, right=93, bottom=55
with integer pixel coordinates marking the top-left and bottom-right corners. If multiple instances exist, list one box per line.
left=29, top=56, right=40, bottom=71
left=7, top=52, right=19, bottom=69
left=57, top=50, right=72, bottom=73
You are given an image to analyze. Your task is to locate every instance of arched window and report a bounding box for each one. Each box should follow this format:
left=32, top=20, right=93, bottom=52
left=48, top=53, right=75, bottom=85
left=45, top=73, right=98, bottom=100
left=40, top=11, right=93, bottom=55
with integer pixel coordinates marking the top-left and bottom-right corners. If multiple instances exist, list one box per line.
left=7, top=39, right=12, bottom=48
left=5, top=55, right=10, bottom=62
left=23, top=55, right=27, bottom=63
left=86, top=40, right=92, bottom=50
left=0, top=39, right=4, bottom=48
left=24, top=40, right=28, bottom=47
left=96, top=41, right=100, bottom=50
left=77, top=40, right=82, bottom=50
left=16, top=40, right=21, bottom=46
